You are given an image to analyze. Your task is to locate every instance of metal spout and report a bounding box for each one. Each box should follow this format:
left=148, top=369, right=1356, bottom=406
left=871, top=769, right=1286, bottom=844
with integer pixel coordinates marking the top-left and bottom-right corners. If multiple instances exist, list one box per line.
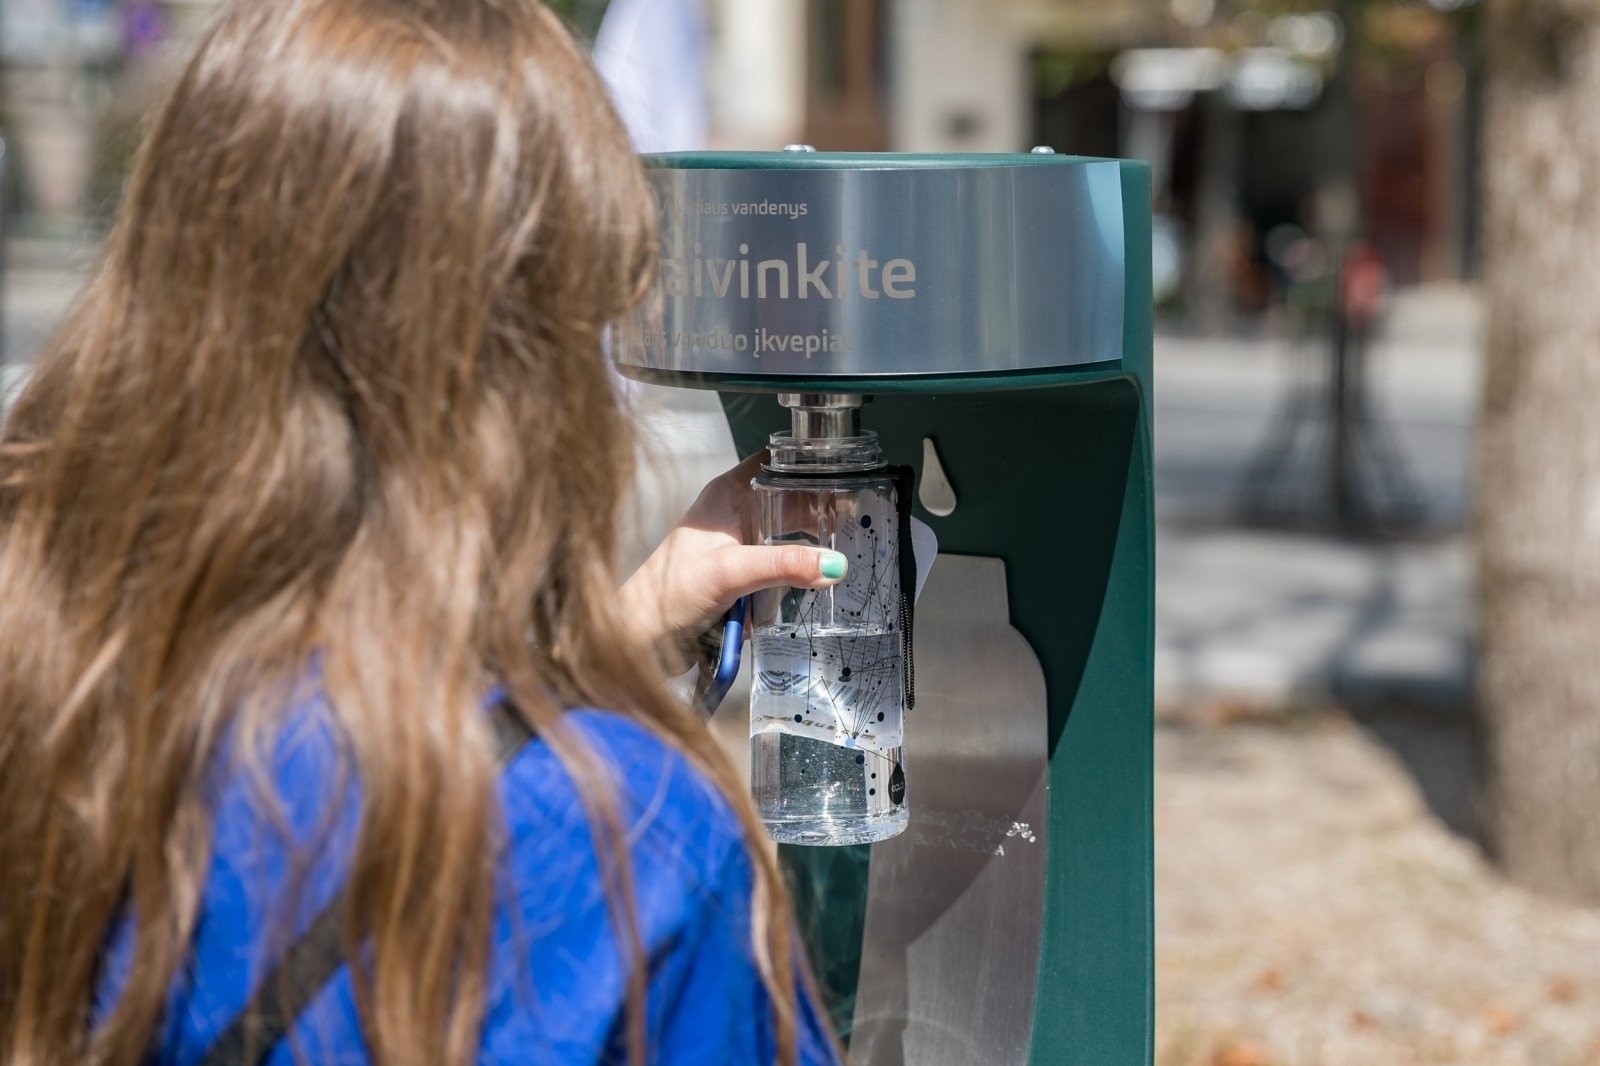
left=778, top=392, right=865, bottom=440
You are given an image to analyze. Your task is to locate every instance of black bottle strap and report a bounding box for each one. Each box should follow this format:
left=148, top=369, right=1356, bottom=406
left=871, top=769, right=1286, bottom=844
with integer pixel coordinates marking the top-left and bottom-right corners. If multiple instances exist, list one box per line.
left=196, top=699, right=537, bottom=1066
left=888, top=465, right=917, bottom=712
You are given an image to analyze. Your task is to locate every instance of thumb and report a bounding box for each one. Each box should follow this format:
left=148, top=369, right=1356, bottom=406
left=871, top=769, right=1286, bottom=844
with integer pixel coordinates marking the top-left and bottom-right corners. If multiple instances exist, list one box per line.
left=712, top=544, right=849, bottom=602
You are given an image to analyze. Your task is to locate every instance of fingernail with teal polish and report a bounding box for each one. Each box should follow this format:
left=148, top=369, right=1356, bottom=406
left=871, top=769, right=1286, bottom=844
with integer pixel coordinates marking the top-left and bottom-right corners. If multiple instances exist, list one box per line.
left=820, top=552, right=848, bottom=580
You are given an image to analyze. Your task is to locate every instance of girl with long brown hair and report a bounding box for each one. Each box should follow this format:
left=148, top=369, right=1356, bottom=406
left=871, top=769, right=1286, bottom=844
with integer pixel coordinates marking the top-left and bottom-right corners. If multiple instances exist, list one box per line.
left=0, top=1, right=846, bottom=1063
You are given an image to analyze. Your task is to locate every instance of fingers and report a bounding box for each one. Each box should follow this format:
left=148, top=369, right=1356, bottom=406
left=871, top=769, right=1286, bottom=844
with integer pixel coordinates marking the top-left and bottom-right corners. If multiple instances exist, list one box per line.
left=712, top=450, right=769, bottom=490
left=732, top=449, right=769, bottom=475
left=710, top=544, right=849, bottom=602
left=685, top=450, right=770, bottom=520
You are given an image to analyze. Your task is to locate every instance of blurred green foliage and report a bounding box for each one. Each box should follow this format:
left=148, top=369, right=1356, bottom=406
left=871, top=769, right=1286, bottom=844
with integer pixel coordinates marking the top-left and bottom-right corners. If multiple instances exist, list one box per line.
left=543, top=0, right=611, bottom=42
left=1033, top=50, right=1115, bottom=98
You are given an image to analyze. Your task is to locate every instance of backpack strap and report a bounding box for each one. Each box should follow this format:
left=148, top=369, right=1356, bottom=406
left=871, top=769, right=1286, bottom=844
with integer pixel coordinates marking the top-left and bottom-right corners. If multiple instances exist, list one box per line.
left=886, top=464, right=918, bottom=712
left=197, top=699, right=537, bottom=1066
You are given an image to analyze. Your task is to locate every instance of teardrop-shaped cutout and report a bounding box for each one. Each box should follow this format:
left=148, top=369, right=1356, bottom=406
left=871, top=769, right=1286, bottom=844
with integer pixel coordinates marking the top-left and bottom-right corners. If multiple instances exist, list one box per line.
left=919, top=437, right=957, bottom=517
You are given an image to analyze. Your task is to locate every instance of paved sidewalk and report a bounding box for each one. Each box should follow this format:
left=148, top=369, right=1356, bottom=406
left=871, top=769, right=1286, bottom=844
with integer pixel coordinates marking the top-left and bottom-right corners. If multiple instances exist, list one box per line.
left=1153, top=286, right=1479, bottom=706
left=1156, top=529, right=1468, bottom=705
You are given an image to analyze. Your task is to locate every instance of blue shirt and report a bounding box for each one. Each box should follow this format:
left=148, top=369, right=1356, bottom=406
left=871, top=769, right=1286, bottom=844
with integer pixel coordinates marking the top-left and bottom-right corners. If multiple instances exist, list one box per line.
left=95, top=691, right=838, bottom=1064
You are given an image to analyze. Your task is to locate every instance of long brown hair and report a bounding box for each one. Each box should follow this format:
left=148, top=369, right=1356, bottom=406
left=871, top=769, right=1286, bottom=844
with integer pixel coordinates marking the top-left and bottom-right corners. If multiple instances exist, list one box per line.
left=0, top=2, right=802, bottom=1063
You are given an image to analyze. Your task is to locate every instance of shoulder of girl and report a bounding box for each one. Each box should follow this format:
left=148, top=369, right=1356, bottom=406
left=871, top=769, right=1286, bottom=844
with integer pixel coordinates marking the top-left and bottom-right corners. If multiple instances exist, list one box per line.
left=498, top=708, right=749, bottom=879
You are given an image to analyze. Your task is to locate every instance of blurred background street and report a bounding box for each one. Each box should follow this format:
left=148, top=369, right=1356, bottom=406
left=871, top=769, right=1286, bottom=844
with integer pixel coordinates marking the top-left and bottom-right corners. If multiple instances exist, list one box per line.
left=5, top=0, right=1596, bottom=1064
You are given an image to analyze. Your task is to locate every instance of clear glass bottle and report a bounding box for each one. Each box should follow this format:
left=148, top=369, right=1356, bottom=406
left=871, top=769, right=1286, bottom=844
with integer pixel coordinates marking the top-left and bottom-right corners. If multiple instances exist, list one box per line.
left=750, top=430, right=908, bottom=846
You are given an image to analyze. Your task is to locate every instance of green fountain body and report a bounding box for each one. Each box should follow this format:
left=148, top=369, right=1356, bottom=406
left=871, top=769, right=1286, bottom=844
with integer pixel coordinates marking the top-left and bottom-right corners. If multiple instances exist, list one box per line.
left=616, top=151, right=1153, bottom=1066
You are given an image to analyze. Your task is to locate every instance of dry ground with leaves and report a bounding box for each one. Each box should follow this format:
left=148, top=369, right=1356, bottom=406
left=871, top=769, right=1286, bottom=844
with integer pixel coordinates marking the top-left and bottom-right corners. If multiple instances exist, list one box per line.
left=1156, top=704, right=1600, bottom=1066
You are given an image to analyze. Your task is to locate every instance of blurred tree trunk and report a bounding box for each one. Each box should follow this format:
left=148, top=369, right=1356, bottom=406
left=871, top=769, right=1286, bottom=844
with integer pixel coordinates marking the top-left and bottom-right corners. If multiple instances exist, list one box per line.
left=1479, top=0, right=1600, bottom=903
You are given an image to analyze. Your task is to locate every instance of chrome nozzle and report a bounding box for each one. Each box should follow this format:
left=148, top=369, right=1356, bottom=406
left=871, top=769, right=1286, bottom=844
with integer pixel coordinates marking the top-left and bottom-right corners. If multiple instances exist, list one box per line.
left=778, top=392, right=865, bottom=441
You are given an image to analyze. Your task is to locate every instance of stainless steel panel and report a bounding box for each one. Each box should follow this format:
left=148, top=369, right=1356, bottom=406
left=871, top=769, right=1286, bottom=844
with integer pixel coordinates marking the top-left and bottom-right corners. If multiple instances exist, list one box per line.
left=623, top=162, right=1126, bottom=378
left=850, top=554, right=1049, bottom=1065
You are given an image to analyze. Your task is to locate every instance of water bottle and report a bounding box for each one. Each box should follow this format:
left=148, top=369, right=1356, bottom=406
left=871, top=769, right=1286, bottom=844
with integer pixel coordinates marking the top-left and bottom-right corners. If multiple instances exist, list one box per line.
left=750, top=428, right=908, bottom=846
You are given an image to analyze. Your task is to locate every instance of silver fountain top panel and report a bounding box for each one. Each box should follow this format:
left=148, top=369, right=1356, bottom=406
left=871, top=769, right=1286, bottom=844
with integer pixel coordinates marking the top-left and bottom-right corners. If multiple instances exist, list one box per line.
left=616, top=156, right=1128, bottom=381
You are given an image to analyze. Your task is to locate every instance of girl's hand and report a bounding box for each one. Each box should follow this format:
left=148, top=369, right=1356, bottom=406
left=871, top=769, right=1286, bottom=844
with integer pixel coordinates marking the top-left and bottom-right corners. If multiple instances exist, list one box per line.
left=618, top=452, right=848, bottom=672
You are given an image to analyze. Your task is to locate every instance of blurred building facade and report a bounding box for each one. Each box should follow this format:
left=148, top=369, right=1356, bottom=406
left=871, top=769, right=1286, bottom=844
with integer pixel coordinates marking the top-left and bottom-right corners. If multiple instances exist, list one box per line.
left=700, top=0, right=1480, bottom=307
left=1, top=0, right=218, bottom=235
left=2, top=0, right=1479, bottom=310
